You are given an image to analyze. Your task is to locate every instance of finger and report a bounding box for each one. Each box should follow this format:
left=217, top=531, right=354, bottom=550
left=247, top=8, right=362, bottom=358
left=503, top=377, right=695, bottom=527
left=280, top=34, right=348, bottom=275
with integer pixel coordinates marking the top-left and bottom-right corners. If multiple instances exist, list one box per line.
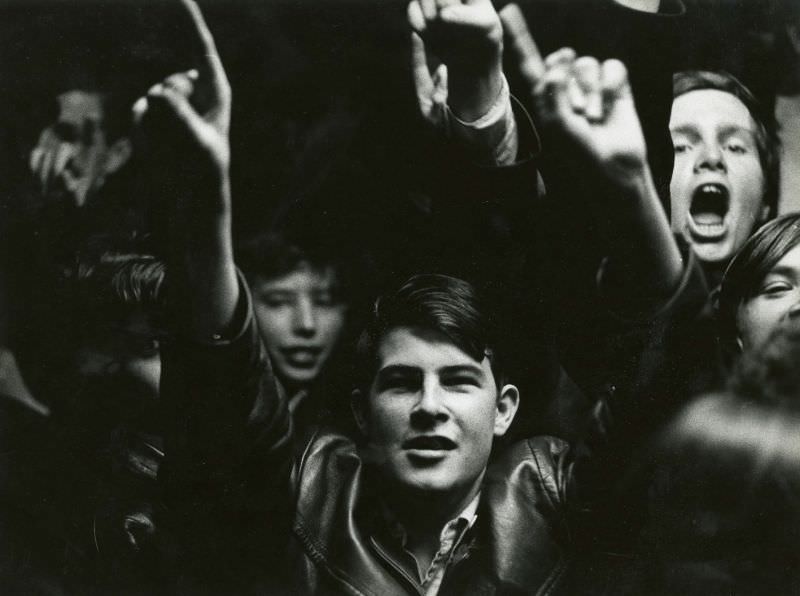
left=179, top=0, right=230, bottom=107
left=53, top=142, right=72, bottom=178
left=534, top=59, right=574, bottom=127
left=29, top=147, right=43, bottom=175
left=410, top=32, right=434, bottom=97
left=432, top=63, right=448, bottom=104
left=407, top=1, right=427, bottom=34
left=419, top=0, right=436, bottom=21
left=600, top=58, right=631, bottom=115
left=500, top=3, right=544, bottom=87
left=573, top=56, right=602, bottom=121
left=132, top=96, right=149, bottom=126
left=150, top=85, right=205, bottom=136
left=163, top=70, right=199, bottom=99
left=39, top=148, right=54, bottom=191
left=544, top=47, right=576, bottom=70
left=435, top=0, right=460, bottom=9
left=439, top=4, right=495, bottom=28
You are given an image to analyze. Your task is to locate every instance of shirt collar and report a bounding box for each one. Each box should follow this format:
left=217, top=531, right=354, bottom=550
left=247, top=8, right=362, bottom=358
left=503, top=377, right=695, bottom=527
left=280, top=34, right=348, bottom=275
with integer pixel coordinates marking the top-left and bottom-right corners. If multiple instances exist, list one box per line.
left=380, top=491, right=481, bottom=547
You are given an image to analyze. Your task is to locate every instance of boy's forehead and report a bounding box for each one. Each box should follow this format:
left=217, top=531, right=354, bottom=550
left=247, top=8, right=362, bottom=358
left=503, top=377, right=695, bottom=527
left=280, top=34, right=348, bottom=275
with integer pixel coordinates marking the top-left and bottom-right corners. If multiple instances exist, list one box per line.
left=375, top=326, right=489, bottom=372
left=670, top=89, right=754, bottom=131
left=255, top=263, right=337, bottom=292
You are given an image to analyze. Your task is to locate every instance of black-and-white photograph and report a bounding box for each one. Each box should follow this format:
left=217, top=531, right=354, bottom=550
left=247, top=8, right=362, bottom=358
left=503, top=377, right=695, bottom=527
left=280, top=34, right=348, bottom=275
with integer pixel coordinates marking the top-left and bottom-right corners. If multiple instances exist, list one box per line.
left=1, top=0, right=800, bottom=593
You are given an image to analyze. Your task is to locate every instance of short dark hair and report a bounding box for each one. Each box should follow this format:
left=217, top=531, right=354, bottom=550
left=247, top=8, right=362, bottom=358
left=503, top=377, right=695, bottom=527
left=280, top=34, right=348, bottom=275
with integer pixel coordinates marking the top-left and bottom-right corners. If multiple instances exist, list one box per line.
left=717, top=213, right=800, bottom=357
left=673, top=70, right=781, bottom=220
left=355, top=274, right=505, bottom=390
left=65, top=248, right=166, bottom=337
left=237, top=231, right=346, bottom=291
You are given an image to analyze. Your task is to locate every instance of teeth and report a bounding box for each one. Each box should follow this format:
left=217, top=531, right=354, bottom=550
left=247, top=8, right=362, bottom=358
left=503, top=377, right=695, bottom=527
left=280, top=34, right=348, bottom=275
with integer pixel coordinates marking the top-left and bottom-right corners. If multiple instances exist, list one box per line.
left=695, top=222, right=725, bottom=233
left=700, top=184, right=722, bottom=194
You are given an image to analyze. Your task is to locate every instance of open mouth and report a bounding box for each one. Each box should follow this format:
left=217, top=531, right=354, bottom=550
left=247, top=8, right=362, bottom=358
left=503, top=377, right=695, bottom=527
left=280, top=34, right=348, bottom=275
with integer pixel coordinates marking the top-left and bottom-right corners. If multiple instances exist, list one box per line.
left=403, top=436, right=456, bottom=451
left=689, top=183, right=729, bottom=240
left=281, top=347, right=322, bottom=368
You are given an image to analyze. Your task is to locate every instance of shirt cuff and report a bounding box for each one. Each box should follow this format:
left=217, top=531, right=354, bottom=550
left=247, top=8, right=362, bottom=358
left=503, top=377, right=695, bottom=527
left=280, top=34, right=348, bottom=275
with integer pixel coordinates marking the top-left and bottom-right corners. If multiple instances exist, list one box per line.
left=444, top=74, right=519, bottom=167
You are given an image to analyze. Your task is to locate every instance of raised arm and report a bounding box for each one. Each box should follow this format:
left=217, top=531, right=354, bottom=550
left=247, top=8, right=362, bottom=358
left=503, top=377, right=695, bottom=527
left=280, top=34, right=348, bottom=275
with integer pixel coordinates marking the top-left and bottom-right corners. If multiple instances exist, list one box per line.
left=137, top=1, right=293, bottom=585
left=502, top=4, right=682, bottom=308
left=134, top=0, right=236, bottom=338
left=409, top=0, right=519, bottom=165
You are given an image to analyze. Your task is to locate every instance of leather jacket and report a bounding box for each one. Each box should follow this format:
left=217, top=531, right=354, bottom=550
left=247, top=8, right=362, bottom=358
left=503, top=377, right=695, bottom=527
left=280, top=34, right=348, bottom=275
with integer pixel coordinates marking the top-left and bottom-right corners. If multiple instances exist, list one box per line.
left=160, top=256, right=710, bottom=595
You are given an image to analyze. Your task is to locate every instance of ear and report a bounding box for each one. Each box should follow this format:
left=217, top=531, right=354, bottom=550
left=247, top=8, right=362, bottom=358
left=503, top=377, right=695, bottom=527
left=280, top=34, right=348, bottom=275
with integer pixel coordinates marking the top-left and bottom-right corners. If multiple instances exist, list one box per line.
left=103, top=136, right=132, bottom=176
left=494, top=384, right=520, bottom=437
left=351, top=389, right=369, bottom=436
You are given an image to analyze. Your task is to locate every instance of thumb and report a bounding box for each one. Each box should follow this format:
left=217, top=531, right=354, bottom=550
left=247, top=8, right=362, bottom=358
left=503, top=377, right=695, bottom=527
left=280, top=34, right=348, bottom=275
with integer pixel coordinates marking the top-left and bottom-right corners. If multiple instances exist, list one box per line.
left=500, top=3, right=544, bottom=88
left=411, top=32, right=434, bottom=98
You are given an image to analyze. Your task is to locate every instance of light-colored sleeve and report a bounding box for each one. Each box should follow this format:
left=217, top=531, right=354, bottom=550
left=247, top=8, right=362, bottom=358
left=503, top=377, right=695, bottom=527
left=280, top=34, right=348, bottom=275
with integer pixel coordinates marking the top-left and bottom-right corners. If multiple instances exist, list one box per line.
left=444, top=74, right=519, bottom=166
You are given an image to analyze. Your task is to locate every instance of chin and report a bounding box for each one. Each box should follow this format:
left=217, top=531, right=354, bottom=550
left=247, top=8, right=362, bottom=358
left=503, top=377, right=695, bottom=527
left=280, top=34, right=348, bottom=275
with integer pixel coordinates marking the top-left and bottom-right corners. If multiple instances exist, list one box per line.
left=691, top=239, right=736, bottom=265
left=399, top=475, right=458, bottom=496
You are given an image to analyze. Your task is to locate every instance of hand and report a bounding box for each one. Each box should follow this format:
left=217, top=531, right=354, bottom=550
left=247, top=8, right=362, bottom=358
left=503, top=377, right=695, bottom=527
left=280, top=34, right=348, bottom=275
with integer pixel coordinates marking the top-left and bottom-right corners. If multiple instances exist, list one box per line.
left=134, top=0, right=238, bottom=339
left=501, top=4, right=648, bottom=186
left=133, top=0, right=231, bottom=209
left=408, top=0, right=503, bottom=122
left=29, top=126, right=65, bottom=198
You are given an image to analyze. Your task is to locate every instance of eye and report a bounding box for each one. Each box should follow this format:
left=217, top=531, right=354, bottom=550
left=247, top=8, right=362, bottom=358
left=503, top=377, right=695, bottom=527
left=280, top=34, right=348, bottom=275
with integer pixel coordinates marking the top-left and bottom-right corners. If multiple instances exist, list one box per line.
left=312, top=292, right=338, bottom=307
left=673, top=142, right=691, bottom=154
left=726, top=142, right=747, bottom=154
left=442, top=374, right=480, bottom=390
left=260, top=293, right=293, bottom=308
left=378, top=374, right=419, bottom=393
left=759, top=281, right=792, bottom=296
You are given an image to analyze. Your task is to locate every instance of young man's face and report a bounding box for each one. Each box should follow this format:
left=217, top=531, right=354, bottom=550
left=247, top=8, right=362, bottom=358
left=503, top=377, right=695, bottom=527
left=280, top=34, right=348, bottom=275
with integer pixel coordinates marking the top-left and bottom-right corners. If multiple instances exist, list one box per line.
left=252, top=263, right=347, bottom=391
left=357, top=326, right=518, bottom=506
left=736, top=244, right=800, bottom=352
left=30, top=90, right=129, bottom=207
left=669, top=89, right=768, bottom=265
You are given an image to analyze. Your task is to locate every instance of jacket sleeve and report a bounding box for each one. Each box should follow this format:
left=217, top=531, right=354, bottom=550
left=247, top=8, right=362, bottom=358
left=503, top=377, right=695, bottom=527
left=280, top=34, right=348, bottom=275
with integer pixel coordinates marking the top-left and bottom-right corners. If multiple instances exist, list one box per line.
left=159, top=271, right=294, bottom=583
left=551, top=245, right=721, bottom=540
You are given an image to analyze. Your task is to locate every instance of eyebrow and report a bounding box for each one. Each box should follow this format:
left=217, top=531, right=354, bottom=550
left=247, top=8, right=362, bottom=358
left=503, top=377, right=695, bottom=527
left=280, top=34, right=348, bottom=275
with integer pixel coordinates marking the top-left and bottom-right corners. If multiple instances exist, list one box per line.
left=670, top=123, right=755, bottom=138
left=670, top=124, right=701, bottom=137
left=718, top=125, right=756, bottom=140
left=376, top=364, right=421, bottom=377
left=765, top=265, right=799, bottom=279
left=376, top=363, right=485, bottom=377
left=439, top=364, right=486, bottom=379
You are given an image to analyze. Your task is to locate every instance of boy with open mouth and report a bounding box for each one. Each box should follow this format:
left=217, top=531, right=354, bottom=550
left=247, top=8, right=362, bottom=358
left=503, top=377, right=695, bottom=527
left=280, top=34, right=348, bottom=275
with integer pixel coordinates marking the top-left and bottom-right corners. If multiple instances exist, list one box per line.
left=669, top=70, right=780, bottom=283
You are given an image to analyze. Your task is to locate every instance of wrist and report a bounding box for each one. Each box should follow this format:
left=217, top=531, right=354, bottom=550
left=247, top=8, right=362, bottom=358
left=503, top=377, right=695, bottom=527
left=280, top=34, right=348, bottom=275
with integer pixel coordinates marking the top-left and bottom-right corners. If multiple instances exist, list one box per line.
left=602, top=155, right=652, bottom=193
left=447, top=58, right=503, bottom=122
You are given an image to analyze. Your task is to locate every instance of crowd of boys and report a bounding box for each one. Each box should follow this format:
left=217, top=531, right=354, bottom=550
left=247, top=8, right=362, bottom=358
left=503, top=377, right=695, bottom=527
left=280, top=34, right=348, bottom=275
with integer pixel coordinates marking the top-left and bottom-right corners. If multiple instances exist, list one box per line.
left=2, top=0, right=800, bottom=594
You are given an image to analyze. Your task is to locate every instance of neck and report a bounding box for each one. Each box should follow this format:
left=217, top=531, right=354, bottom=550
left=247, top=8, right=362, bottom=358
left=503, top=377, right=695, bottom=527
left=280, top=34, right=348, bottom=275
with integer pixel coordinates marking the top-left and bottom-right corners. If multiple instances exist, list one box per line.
left=701, top=258, right=728, bottom=289
left=383, top=473, right=483, bottom=564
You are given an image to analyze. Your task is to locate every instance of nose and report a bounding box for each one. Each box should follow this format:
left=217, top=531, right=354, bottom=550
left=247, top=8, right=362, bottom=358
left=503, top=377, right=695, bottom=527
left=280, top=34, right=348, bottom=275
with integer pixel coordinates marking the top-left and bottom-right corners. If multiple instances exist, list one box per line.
left=292, top=297, right=317, bottom=337
left=787, top=300, right=800, bottom=321
left=693, top=142, right=726, bottom=174
left=410, top=380, right=449, bottom=428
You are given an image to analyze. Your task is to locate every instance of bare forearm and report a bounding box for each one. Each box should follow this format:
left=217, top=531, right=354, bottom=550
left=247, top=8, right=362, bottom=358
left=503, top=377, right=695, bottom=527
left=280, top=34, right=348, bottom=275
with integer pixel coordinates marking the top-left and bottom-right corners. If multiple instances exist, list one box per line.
left=604, top=167, right=683, bottom=301
left=172, top=179, right=239, bottom=341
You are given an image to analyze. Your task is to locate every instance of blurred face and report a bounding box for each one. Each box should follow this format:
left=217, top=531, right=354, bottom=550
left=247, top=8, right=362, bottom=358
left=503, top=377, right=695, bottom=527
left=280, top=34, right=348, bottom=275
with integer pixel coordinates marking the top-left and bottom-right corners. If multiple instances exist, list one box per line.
left=29, top=90, right=129, bottom=207
left=357, top=326, right=518, bottom=507
left=252, top=264, right=347, bottom=391
left=73, top=310, right=162, bottom=424
left=670, top=89, right=768, bottom=265
left=736, top=244, right=800, bottom=351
